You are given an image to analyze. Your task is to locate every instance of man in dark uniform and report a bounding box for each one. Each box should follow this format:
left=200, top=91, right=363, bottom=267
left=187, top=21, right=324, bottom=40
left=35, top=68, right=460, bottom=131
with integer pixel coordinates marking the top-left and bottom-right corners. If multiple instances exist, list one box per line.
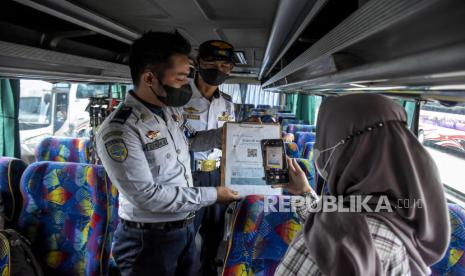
left=96, top=32, right=239, bottom=276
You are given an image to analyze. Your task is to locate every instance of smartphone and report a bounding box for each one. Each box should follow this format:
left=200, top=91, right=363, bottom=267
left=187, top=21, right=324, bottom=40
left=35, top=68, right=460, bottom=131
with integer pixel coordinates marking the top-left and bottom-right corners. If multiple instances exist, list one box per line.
left=261, top=139, right=289, bottom=185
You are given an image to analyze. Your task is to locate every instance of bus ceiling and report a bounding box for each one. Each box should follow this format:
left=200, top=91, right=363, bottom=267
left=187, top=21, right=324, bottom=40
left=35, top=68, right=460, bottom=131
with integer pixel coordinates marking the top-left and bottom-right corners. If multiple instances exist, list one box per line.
left=0, top=0, right=465, bottom=101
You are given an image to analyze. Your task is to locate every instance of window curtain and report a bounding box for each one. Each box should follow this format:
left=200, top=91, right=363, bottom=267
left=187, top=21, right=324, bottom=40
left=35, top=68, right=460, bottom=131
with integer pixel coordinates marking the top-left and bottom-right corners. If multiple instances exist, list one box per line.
left=285, top=93, right=298, bottom=113
left=219, top=83, right=242, bottom=104
left=399, top=100, right=416, bottom=128
left=285, top=94, right=322, bottom=124
left=0, top=79, right=20, bottom=157
left=219, top=84, right=281, bottom=106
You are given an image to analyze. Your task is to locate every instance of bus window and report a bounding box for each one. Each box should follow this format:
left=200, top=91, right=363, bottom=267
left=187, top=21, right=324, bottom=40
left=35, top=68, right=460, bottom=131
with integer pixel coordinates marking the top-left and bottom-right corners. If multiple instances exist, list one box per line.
left=419, top=101, right=465, bottom=203
left=19, top=80, right=124, bottom=163
left=19, top=80, right=52, bottom=131
left=76, top=83, right=110, bottom=98
left=399, top=99, right=416, bottom=129
left=54, top=92, right=69, bottom=132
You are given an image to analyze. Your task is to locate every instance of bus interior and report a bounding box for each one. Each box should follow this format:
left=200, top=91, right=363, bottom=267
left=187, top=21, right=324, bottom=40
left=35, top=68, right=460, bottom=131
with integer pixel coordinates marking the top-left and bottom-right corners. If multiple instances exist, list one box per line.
left=1, top=0, right=465, bottom=275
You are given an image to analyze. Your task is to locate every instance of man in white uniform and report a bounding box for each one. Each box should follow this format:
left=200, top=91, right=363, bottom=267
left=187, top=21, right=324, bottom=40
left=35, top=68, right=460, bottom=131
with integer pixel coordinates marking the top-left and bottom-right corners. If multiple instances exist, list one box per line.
left=181, top=40, right=236, bottom=276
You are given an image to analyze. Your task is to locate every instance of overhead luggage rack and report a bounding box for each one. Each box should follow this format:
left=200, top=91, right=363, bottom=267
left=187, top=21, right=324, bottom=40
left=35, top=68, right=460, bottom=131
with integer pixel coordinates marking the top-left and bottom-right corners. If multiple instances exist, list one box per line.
left=261, top=0, right=465, bottom=94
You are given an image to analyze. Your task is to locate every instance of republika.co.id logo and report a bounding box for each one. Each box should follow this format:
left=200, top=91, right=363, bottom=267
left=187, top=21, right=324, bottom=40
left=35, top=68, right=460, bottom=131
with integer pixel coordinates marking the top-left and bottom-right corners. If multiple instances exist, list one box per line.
left=264, top=195, right=423, bottom=213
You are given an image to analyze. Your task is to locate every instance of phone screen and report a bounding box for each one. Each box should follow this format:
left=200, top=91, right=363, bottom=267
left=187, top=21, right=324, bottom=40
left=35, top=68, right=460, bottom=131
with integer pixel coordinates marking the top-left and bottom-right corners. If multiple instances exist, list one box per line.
left=266, top=146, right=283, bottom=169
left=261, top=139, right=289, bottom=185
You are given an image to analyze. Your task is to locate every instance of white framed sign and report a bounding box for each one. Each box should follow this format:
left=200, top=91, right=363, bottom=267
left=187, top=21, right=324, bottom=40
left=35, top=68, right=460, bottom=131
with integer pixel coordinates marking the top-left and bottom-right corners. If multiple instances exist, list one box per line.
left=221, top=122, right=282, bottom=196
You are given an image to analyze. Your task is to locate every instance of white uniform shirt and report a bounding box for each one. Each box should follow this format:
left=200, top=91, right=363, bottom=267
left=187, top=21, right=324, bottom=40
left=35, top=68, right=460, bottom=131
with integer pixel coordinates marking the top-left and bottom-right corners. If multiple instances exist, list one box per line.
left=181, top=78, right=236, bottom=161
left=96, top=93, right=217, bottom=223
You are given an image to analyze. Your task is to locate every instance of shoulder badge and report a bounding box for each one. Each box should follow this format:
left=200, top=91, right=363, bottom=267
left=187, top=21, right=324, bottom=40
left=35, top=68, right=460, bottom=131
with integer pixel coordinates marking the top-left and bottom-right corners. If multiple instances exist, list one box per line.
left=111, top=106, right=133, bottom=124
left=105, top=138, right=128, bottom=162
left=220, top=92, right=232, bottom=102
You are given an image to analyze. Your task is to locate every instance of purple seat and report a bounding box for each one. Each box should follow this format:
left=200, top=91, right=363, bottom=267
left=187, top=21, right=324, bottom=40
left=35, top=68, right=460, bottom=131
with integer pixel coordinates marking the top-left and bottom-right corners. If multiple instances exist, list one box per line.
left=281, top=119, right=309, bottom=127
left=302, top=142, right=315, bottom=160
left=295, top=132, right=316, bottom=156
left=0, top=157, right=27, bottom=228
left=284, top=142, right=300, bottom=158
left=222, top=195, right=302, bottom=276
left=295, top=158, right=316, bottom=190
left=35, top=137, right=91, bottom=163
left=286, top=124, right=316, bottom=135
left=18, top=161, right=119, bottom=275
left=431, top=203, right=465, bottom=275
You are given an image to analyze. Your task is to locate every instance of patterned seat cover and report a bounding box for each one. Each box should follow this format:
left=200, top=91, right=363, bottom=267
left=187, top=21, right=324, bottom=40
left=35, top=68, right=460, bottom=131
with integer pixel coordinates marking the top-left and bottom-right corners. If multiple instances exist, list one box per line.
left=223, top=195, right=302, bottom=276
left=17, top=161, right=118, bottom=275
left=35, top=137, right=90, bottom=163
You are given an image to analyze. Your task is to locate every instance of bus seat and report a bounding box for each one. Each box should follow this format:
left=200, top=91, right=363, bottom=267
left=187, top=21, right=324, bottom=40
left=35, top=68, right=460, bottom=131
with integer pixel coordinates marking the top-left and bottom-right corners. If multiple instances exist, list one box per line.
left=302, top=142, right=315, bottom=160
left=281, top=119, right=308, bottom=127
left=0, top=157, right=27, bottom=229
left=284, top=142, right=300, bottom=158
left=286, top=124, right=316, bottom=135
left=35, top=137, right=91, bottom=163
left=277, top=113, right=296, bottom=123
left=431, top=203, right=465, bottom=275
left=238, top=104, right=255, bottom=121
left=295, top=132, right=316, bottom=155
left=260, top=115, right=276, bottom=123
left=17, top=161, right=119, bottom=276
left=222, top=195, right=302, bottom=276
left=295, top=159, right=316, bottom=190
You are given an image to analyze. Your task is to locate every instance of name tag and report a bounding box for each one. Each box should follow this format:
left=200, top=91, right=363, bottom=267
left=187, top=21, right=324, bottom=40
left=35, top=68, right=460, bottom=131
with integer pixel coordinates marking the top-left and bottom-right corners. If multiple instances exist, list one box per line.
left=145, top=138, right=168, bottom=151
left=184, top=114, right=200, bottom=120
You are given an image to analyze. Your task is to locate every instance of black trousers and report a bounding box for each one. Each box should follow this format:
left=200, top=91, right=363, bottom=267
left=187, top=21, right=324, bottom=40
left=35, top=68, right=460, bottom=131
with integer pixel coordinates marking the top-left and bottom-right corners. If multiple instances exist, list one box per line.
left=112, top=222, right=200, bottom=276
left=192, top=168, right=226, bottom=276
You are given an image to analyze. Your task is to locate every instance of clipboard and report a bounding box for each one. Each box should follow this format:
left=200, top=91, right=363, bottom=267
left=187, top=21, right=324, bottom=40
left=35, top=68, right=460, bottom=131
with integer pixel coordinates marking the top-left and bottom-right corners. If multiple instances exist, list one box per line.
left=221, top=122, right=283, bottom=196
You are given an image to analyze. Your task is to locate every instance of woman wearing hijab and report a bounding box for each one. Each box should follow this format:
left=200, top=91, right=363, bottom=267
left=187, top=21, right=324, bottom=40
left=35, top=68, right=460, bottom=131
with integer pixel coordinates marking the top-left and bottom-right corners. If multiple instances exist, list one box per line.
left=274, top=93, right=450, bottom=276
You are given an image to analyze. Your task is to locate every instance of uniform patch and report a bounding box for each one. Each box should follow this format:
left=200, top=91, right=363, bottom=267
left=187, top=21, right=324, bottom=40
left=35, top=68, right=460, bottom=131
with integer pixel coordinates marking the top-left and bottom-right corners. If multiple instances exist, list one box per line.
left=183, top=107, right=200, bottom=114
left=111, top=106, right=132, bottom=124
left=102, top=131, right=123, bottom=141
left=146, top=130, right=160, bottom=140
left=145, top=138, right=168, bottom=151
left=105, top=138, right=128, bottom=162
left=183, top=114, right=200, bottom=120
left=218, top=112, right=234, bottom=122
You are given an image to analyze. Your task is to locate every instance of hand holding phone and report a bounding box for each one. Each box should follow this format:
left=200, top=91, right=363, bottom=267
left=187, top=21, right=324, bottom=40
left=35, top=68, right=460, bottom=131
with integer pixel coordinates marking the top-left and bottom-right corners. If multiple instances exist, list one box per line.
left=261, top=139, right=289, bottom=185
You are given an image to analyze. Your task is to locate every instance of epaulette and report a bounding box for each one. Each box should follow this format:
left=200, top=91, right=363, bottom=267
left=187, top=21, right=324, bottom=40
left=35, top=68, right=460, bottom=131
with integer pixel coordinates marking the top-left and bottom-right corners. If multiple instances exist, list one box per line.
left=110, top=106, right=133, bottom=124
left=220, top=92, right=232, bottom=102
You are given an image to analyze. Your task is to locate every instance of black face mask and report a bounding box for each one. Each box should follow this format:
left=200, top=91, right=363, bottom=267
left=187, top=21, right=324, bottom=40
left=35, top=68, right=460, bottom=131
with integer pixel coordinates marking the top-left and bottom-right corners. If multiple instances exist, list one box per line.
left=150, top=79, right=193, bottom=107
left=198, top=68, right=228, bottom=86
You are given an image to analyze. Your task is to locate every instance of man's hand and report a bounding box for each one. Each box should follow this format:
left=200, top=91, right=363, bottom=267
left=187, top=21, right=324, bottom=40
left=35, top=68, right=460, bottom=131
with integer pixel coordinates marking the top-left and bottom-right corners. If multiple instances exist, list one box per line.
left=216, top=186, right=241, bottom=203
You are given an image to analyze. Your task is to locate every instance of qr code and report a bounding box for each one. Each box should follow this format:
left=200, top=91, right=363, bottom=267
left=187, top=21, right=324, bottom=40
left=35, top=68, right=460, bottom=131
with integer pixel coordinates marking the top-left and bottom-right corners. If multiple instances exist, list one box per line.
left=247, top=148, right=257, bottom=157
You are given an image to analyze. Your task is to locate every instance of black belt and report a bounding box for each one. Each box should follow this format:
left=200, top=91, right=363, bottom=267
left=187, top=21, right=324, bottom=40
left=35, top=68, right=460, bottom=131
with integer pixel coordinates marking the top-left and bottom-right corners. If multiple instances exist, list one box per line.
left=121, top=214, right=195, bottom=230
